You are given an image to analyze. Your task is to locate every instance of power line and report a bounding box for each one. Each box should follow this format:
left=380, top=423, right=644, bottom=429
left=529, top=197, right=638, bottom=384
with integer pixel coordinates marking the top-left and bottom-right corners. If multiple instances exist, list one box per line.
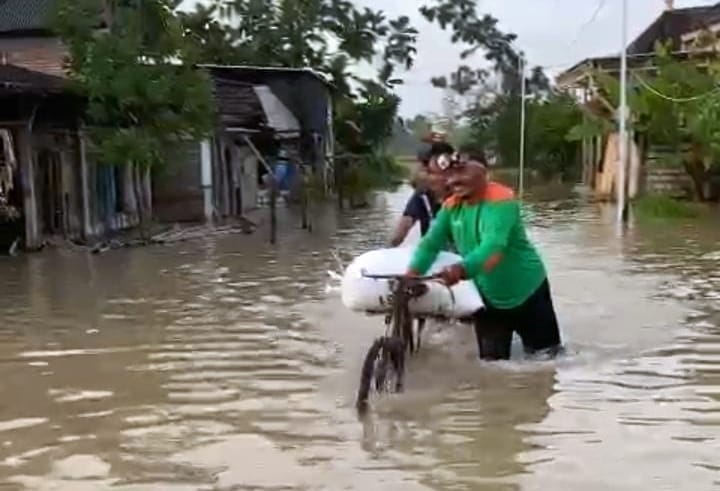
left=571, top=0, right=608, bottom=46
left=633, top=72, right=720, bottom=103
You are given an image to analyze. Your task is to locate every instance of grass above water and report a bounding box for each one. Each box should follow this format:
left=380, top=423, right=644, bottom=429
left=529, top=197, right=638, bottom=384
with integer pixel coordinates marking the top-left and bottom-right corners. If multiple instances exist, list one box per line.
left=633, top=195, right=710, bottom=221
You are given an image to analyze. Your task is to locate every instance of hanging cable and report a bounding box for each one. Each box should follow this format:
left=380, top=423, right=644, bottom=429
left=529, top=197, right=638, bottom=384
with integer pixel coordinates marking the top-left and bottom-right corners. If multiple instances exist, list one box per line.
left=570, top=0, right=608, bottom=46
left=633, top=72, right=720, bottom=103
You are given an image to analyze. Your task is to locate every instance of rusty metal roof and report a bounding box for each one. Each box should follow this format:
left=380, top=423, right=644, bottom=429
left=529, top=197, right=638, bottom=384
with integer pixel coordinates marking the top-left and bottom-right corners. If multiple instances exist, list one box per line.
left=208, top=75, right=267, bottom=130
left=628, top=4, right=720, bottom=55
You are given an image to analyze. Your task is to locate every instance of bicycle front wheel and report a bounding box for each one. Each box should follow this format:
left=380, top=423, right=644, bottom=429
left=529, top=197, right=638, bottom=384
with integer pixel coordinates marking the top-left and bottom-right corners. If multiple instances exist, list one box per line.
left=356, top=336, right=405, bottom=411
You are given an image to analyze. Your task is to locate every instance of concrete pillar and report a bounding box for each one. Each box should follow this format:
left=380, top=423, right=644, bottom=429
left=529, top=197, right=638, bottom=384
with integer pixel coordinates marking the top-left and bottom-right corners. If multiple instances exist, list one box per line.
left=16, top=127, right=40, bottom=250
left=200, top=139, right=213, bottom=222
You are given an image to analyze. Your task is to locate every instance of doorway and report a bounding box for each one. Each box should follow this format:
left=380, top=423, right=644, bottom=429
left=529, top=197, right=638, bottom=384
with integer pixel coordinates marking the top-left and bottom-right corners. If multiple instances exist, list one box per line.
left=36, top=149, right=63, bottom=235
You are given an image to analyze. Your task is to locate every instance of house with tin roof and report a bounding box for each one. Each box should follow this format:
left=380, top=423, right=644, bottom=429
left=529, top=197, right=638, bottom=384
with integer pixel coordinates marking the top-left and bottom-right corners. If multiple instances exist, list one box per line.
left=556, top=1, right=720, bottom=200
left=0, top=0, right=336, bottom=245
left=0, top=0, right=149, bottom=251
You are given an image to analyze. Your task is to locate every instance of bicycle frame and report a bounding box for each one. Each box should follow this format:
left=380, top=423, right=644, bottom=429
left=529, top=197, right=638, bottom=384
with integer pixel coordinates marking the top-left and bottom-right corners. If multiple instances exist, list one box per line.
left=356, top=272, right=439, bottom=411
left=362, top=272, right=436, bottom=352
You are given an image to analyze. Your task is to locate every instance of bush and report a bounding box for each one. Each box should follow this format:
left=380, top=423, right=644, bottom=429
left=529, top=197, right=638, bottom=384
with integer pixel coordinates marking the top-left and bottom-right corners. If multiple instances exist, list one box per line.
left=345, top=153, right=406, bottom=192
left=338, top=153, right=407, bottom=207
left=633, top=195, right=707, bottom=220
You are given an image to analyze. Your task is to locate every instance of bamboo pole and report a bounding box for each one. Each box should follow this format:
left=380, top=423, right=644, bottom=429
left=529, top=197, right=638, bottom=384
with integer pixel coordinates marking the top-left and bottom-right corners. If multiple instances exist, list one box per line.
left=241, top=134, right=277, bottom=244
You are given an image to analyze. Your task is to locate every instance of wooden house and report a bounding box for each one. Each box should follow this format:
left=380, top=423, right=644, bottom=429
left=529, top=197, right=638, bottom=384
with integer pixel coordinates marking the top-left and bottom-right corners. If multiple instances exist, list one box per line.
left=0, top=0, right=336, bottom=247
left=152, top=65, right=334, bottom=223
left=0, top=1, right=146, bottom=251
left=0, top=63, right=150, bottom=251
left=556, top=2, right=720, bottom=200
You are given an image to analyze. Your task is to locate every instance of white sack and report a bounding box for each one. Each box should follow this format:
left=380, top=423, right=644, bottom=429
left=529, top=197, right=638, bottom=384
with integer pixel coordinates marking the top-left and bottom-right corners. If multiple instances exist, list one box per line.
left=341, top=247, right=484, bottom=318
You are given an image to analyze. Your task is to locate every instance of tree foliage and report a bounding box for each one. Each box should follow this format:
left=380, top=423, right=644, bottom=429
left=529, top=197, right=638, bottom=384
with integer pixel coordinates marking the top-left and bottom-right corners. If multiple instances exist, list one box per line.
left=415, top=0, right=582, bottom=180
left=465, top=91, right=583, bottom=180
left=180, top=0, right=419, bottom=161
left=55, top=0, right=214, bottom=170
left=420, top=0, right=548, bottom=95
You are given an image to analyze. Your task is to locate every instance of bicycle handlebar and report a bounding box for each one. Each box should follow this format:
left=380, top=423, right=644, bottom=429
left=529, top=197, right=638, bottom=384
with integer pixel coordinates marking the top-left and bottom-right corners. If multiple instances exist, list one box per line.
left=360, top=270, right=439, bottom=281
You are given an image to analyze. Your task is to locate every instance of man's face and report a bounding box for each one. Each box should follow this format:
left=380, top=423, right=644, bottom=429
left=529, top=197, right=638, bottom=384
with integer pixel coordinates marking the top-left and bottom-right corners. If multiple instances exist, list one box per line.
left=428, top=155, right=487, bottom=198
left=424, top=165, right=449, bottom=197
left=414, top=161, right=446, bottom=196
left=424, top=159, right=449, bottom=195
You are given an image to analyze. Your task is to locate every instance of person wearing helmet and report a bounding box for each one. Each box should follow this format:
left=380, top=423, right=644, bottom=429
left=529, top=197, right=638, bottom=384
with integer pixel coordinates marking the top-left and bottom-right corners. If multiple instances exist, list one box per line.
left=407, top=147, right=562, bottom=361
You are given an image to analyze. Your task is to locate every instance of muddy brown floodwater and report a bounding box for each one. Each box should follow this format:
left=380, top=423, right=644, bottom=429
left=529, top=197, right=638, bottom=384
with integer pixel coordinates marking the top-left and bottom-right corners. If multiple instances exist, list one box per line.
left=0, top=185, right=719, bottom=491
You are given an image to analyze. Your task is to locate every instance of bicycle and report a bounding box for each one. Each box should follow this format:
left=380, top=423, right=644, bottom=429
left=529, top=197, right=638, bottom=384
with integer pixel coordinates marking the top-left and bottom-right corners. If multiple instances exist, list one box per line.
left=355, top=271, right=440, bottom=412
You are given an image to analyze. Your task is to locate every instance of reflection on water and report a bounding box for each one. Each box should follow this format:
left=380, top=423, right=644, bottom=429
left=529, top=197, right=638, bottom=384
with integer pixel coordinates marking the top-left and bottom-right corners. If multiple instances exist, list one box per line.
left=0, top=184, right=718, bottom=490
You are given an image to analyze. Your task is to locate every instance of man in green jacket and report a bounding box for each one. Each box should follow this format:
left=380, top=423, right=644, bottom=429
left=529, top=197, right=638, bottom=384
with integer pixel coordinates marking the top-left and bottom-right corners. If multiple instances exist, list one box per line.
left=407, top=149, right=562, bottom=360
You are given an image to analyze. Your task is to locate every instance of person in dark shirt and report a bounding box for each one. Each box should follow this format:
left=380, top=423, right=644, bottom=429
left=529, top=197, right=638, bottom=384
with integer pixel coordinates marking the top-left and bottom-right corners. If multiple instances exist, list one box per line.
left=388, top=142, right=453, bottom=348
left=390, top=142, right=454, bottom=247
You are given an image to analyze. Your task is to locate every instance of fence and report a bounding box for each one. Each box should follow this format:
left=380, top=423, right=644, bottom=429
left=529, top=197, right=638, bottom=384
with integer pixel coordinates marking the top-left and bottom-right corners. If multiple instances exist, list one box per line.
left=644, top=147, right=693, bottom=198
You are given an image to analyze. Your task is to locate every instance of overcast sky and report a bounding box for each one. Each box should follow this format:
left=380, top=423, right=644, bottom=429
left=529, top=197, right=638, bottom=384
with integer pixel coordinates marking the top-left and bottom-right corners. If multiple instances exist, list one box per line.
left=189, top=0, right=717, bottom=117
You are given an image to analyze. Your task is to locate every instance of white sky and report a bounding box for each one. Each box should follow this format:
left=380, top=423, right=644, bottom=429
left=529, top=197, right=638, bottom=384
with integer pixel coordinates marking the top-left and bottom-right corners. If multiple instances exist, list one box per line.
left=187, top=0, right=718, bottom=117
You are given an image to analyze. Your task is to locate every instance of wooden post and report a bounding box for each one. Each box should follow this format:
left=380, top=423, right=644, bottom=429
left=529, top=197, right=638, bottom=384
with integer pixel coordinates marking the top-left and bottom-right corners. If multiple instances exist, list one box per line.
left=300, top=165, right=309, bottom=231
left=335, top=157, right=344, bottom=210
left=16, top=127, right=40, bottom=250
left=78, top=128, right=93, bottom=241
left=242, top=134, right=277, bottom=244
left=269, top=171, right=277, bottom=244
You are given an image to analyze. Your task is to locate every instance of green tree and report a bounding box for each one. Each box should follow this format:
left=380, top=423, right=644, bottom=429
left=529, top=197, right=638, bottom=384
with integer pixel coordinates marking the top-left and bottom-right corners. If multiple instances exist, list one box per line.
left=181, top=0, right=419, bottom=201
left=464, top=91, right=582, bottom=181
left=420, top=0, right=549, bottom=95
left=418, top=0, right=574, bottom=179
left=55, top=0, right=215, bottom=222
left=527, top=93, right=584, bottom=180
left=407, top=114, right=432, bottom=141
left=177, top=3, right=241, bottom=65
left=184, top=0, right=417, bottom=85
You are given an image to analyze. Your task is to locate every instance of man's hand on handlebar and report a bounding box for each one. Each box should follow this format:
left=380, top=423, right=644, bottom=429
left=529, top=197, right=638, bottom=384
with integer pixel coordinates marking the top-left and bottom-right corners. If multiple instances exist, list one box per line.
left=404, top=264, right=466, bottom=286
left=438, top=263, right=466, bottom=286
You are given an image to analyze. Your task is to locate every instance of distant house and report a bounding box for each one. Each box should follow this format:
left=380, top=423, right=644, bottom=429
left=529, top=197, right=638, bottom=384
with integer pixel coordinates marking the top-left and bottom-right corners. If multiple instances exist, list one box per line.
left=556, top=2, right=720, bottom=199
left=0, top=0, right=147, bottom=251
left=153, top=65, right=334, bottom=223
left=0, top=0, right=336, bottom=245
left=0, top=63, right=150, bottom=251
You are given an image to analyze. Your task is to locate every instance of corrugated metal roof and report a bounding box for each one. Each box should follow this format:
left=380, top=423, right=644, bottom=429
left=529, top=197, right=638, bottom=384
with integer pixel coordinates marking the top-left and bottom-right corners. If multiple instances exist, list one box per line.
left=253, top=85, right=299, bottom=134
left=0, top=63, right=67, bottom=93
left=199, top=64, right=332, bottom=87
left=0, top=0, right=55, bottom=34
left=627, top=4, right=720, bottom=55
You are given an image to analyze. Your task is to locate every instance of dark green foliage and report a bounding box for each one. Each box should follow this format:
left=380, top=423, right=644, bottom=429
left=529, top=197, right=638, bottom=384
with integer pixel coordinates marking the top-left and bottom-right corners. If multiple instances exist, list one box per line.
left=55, top=0, right=214, bottom=170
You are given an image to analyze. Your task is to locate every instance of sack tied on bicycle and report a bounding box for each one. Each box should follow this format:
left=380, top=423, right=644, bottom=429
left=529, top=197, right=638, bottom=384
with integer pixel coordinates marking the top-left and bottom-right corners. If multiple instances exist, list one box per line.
left=341, top=247, right=484, bottom=318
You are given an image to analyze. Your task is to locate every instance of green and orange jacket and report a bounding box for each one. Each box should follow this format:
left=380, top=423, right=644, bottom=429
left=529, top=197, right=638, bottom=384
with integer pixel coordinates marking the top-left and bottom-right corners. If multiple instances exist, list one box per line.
left=409, top=181, right=546, bottom=309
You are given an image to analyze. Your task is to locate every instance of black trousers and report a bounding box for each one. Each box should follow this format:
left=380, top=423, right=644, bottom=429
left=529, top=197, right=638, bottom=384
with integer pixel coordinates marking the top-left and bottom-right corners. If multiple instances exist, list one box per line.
left=473, top=279, right=562, bottom=361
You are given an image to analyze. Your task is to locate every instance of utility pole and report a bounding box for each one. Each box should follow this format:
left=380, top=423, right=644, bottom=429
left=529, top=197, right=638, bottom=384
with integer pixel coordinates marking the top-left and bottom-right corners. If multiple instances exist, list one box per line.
left=617, top=0, right=628, bottom=228
left=518, top=55, right=527, bottom=200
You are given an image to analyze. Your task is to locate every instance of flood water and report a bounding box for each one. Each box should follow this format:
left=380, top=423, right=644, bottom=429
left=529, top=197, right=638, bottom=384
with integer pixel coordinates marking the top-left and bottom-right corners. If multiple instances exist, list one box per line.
left=0, top=185, right=719, bottom=490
